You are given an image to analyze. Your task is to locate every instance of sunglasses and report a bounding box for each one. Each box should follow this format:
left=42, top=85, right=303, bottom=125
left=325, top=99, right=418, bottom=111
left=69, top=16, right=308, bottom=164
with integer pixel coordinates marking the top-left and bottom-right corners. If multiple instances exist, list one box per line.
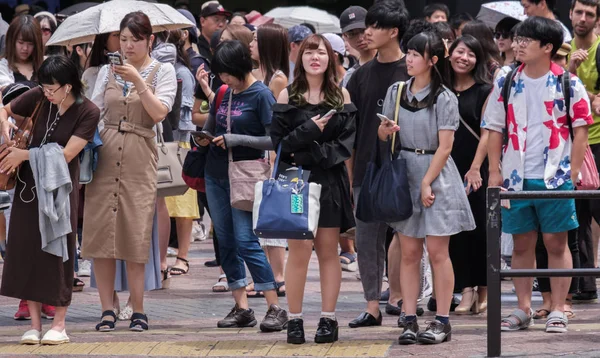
left=494, top=32, right=511, bottom=40
left=41, top=27, right=52, bottom=35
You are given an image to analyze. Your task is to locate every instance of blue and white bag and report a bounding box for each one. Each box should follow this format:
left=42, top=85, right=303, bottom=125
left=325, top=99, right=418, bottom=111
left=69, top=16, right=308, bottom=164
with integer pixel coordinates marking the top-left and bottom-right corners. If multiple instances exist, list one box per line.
left=253, top=145, right=322, bottom=239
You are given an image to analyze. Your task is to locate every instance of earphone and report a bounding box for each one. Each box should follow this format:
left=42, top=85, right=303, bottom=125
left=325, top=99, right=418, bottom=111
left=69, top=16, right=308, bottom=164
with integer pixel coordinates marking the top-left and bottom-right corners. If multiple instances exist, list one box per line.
left=66, top=85, right=71, bottom=94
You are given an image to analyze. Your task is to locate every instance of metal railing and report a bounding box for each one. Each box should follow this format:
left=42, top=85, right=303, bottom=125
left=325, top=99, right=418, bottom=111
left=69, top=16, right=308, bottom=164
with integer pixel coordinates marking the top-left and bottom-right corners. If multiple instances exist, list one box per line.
left=486, top=187, right=600, bottom=357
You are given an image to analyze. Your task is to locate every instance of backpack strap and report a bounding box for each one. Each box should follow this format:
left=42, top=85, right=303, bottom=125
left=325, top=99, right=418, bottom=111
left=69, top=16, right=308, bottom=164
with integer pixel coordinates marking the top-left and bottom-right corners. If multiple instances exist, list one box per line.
left=214, top=85, right=228, bottom=111
left=502, top=69, right=518, bottom=147
left=562, top=71, right=574, bottom=140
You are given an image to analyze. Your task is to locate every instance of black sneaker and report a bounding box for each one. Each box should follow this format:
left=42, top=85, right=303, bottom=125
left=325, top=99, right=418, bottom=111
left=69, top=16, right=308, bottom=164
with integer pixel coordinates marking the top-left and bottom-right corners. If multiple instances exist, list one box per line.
left=398, top=320, right=419, bottom=345
left=572, top=291, right=598, bottom=303
left=287, top=318, right=305, bottom=344
left=385, top=301, right=402, bottom=316
left=217, top=305, right=257, bottom=328
left=315, top=317, right=339, bottom=344
left=417, top=320, right=452, bottom=344
left=259, top=304, right=288, bottom=332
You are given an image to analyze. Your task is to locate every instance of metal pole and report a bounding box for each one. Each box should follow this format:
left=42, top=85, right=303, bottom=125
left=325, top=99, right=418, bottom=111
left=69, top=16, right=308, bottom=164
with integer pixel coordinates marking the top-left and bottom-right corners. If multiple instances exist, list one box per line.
left=487, top=187, right=502, bottom=358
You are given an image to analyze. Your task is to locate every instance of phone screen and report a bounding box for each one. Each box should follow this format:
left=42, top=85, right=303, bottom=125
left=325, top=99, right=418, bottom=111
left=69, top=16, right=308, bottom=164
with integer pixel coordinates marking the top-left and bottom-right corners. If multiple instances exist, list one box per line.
left=108, top=53, right=123, bottom=66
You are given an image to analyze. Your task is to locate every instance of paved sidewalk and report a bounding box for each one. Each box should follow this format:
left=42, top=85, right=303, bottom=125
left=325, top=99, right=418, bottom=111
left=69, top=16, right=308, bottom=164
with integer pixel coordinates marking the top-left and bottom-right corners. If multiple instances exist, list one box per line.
left=0, top=239, right=600, bottom=357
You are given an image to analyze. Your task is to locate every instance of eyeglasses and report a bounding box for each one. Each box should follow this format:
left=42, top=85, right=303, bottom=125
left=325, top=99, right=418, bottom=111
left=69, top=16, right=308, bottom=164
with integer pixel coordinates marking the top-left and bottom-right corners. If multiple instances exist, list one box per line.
left=514, top=36, right=535, bottom=47
left=41, top=27, right=52, bottom=35
left=39, top=84, right=64, bottom=96
left=494, top=32, right=511, bottom=40
left=343, top=29, right=365, bottom=40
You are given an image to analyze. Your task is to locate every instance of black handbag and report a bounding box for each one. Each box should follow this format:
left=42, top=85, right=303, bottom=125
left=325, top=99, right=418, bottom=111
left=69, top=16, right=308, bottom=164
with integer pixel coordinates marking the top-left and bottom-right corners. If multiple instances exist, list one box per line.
left=356, top=82, right=413, bottom=223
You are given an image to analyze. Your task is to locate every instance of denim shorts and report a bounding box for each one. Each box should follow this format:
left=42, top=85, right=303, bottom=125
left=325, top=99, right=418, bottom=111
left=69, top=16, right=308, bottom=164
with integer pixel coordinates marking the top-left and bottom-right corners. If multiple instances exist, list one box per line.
left=501, top=179, right=578, bottom=235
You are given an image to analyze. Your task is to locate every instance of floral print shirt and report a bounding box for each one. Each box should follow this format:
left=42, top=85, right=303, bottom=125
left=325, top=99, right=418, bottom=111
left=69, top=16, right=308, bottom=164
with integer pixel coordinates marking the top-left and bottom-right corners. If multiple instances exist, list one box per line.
left=483, top=63, right=593, bottom=191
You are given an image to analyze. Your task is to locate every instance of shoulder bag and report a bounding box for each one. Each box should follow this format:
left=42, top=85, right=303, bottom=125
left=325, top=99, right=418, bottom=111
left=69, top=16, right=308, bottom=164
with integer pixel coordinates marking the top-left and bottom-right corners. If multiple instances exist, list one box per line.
left=0, top=99, right=43, bottom=190
left=253, top=144, right=322, bottom=239
left=226, top=91, right=271, bottom=211
left=156, top=122, right=189, bottom=197
left=356, top=82, right=413, bottom=223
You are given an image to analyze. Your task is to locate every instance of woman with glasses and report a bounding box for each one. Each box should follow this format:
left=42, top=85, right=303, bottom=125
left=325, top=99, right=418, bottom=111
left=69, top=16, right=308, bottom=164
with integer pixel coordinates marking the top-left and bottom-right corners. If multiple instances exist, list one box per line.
left=495, top=17, right=521, bottom=67
left=0, top=55, right=100, bottom=345
left=81, top=11, right=176, bottom=333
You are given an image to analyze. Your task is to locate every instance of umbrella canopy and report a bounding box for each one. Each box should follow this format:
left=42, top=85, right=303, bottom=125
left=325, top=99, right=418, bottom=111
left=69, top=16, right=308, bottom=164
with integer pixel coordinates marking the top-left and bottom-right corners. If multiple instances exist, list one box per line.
left=477, top=1, right=528, bottom=29
left=57, top=2, right=100, bottom=17
left=47, top=0, right=195, bottom=46
left=264, top=6, right=340, bottom=33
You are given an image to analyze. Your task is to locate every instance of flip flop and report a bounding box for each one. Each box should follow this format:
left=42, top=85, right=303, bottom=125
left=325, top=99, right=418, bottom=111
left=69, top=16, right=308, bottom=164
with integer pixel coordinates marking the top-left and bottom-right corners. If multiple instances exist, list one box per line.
left=533, top=308, right=550, bottom=319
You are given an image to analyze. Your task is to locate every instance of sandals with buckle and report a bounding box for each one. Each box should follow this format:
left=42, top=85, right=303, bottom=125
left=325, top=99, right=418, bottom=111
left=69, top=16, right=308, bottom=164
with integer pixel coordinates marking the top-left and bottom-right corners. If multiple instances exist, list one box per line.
left=95, top=310, right=117, bottom=332
left=169, top=257, right=189, bottom=276
left=212, top=274, right=229, bottom=292
left=546, top=311, right=568, bottom=333
left=501, top=308, right=534, bottom=331
left=129, top=312, right=149, bottom=332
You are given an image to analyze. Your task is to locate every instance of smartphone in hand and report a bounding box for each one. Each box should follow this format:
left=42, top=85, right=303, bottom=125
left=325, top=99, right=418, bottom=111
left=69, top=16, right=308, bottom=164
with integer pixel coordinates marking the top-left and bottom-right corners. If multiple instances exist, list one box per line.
left=108, top=51, right=124, bottom=66
left=323, top=109, right=337, bottom=118
left=377, top=113, right=392, bottom=122
left=192, top=130, right=215, bottom=141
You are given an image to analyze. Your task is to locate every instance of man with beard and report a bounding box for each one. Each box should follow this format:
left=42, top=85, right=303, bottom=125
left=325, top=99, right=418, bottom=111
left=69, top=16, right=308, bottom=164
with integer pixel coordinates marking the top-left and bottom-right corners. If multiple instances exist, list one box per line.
left=568, top=0, right=600, bottom=303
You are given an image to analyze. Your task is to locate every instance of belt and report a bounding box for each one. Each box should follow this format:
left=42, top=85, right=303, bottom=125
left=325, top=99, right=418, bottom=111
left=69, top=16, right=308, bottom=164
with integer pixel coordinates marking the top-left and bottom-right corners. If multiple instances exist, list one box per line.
left=401, top=147, right=436, bottom=155
left=105, top=120, right=155, bottom=139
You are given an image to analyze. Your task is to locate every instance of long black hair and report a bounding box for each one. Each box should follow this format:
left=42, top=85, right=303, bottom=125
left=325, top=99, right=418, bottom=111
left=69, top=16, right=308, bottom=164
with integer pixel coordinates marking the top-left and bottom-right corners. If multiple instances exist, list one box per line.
left=406, top=31, right=448, bottom=108
left=448, top=35, right=492, bottom=86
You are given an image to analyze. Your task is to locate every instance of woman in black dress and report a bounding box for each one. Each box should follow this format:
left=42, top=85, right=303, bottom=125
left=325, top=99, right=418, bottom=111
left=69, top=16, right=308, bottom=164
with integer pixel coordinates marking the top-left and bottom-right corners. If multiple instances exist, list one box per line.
left=0, top=56, right=100, bottom=345
left=271, top=34, right=356, bottom=345
left=446, top=36, right=493, bottom=315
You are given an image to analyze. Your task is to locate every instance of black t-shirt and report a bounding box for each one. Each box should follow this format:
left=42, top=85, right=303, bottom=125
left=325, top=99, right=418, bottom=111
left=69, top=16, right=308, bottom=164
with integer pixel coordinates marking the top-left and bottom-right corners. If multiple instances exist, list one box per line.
left=346, top=57, right=409, bottom=187
left=451, top=82, right=493, bottom=177
left=197, top=35, right=212, bottom=64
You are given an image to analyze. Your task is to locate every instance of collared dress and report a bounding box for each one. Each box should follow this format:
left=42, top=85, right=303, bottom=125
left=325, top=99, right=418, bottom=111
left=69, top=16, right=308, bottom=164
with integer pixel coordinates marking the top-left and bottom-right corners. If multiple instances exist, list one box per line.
left=382, top=79, right=476, bottom=238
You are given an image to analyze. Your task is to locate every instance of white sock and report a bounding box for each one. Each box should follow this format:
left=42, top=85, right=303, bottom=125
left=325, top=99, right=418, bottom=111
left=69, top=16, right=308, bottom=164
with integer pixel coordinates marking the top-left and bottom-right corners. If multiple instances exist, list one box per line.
left=289, top=312, right=303, bottom=319
left=321, top=311, right=336, bottom=320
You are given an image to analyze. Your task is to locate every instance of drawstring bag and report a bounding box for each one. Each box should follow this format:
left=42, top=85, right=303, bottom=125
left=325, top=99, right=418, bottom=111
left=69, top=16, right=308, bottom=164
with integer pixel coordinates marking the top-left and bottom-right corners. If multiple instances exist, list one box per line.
left=253, top=144, right=322, bottom=239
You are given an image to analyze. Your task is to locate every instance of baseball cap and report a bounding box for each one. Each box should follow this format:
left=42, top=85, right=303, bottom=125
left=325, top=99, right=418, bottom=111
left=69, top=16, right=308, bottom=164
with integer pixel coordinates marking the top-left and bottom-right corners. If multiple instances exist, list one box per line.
left=178, top=9, right=198, bottom=44
left=201, top=3, right=232, bottom=18
left=323, top=33, right=345, bottom=56
left=288, top=25, right=312, bottom=43
left=340, top=6, right=367, bottom=33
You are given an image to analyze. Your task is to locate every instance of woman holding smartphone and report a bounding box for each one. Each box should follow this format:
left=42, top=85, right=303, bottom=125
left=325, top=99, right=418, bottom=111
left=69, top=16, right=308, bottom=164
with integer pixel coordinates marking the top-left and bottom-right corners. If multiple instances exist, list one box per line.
left=270, top=34, right=356, bottom=345
left=82, top=11, right=177, bottom=332
left=378, top=32, right=475, bottom=345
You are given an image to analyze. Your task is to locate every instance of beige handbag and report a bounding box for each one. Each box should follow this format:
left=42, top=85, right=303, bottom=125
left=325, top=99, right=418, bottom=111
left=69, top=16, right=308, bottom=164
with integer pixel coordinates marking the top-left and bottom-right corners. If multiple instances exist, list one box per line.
left=156, top=123, right=190, bottom=197
left=225, top=91, right=270, bottom=212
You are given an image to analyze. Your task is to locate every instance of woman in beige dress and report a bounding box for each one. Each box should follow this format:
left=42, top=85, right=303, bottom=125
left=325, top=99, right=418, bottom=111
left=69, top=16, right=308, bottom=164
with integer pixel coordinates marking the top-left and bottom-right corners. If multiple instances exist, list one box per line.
left=82, top=11, right=176, bottom=332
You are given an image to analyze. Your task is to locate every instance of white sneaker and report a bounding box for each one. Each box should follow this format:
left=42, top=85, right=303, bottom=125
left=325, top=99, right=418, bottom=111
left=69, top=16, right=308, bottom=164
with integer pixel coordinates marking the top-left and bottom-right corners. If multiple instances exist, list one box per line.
left=192, top=223, right=207, bottom=242
left=20, top=329, right=41, bottom=345
left=41, top=329, right=69, bottom=345
left=77, top=260, right=92, bottom=277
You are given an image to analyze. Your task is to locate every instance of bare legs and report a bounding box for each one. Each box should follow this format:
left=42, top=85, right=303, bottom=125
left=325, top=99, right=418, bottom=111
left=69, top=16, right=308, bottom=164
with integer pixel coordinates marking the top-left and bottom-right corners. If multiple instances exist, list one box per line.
left=400, top=235, right=453, bottom=316
left=157, top=197, right=170, bottom=272
left=286, top=228, right=341, bottom=314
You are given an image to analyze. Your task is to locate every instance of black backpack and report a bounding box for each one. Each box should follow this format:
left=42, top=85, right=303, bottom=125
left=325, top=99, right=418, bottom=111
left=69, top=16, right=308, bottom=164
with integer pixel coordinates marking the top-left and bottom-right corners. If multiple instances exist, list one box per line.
left=501, top=68, right=574, bottom=147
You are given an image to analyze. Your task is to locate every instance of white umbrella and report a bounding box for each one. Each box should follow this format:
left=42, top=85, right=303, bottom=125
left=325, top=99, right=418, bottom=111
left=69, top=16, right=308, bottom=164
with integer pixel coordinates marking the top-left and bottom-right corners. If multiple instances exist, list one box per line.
left=477, top=1, right=528, bottom=29
left=264, top=6, right=341, bottom=33
left=47, top=0, right=194, bottom=46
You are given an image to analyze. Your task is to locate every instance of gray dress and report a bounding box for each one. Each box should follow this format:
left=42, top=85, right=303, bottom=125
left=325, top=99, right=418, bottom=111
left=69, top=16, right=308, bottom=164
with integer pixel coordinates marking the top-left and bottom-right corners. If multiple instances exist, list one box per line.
left=382, top=79, right=475, bottom=238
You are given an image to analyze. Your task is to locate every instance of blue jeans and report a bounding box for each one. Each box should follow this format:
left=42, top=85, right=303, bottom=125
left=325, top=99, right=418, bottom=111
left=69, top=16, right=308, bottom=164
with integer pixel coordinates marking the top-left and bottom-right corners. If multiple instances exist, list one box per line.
left=205, top=174, right=276, bottom=292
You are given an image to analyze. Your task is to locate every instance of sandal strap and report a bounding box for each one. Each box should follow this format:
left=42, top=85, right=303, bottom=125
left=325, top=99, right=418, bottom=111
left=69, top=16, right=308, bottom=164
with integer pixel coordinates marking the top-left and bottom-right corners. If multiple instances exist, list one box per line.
left=339, top=252, right=356, bottom=262
left=276, top=281, right=285, bottom=289
left=101, top=310, right=117, bottom=321
left=130, top=312, right=149, bottom=330
left=502, top=309, right=530, bottom=326
left=176, top=257, right=189, bottom=264
left=547, top=311, right=568, bottom=324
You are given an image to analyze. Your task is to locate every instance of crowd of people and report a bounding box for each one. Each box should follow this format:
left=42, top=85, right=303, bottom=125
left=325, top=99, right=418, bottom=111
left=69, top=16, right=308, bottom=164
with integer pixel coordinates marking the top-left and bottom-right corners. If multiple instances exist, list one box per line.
left=0, top=0, right=599, bottom=349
